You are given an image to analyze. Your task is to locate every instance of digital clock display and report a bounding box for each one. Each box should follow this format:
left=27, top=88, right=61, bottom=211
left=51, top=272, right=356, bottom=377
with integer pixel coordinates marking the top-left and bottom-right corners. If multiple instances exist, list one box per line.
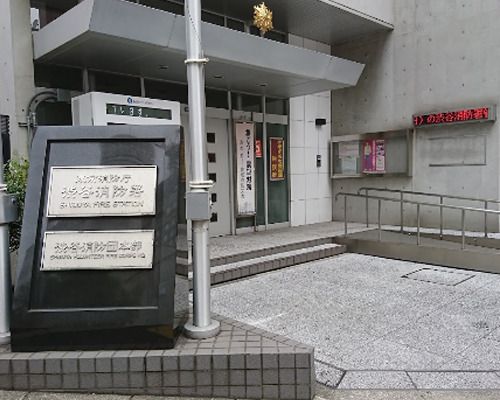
left=106, top=103, right=172, bottom=120
left=413, top=106, right=494, bottom=128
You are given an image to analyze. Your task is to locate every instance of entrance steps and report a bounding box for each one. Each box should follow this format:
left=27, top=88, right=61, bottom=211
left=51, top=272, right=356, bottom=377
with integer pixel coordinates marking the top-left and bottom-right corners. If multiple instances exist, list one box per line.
left=177, top=238, right=346, bottom=286
left=334, top=229, right=500, bottom=274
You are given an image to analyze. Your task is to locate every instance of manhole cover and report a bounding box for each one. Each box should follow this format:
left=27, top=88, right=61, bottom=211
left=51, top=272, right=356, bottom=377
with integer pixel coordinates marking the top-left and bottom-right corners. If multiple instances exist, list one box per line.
left=402, top=268, right=475, bottom=286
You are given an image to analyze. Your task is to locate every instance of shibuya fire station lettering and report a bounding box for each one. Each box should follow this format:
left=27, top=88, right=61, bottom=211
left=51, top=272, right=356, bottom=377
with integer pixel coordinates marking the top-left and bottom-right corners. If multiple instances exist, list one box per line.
left=47, top=166, right=157, bottom=217
left=41, top=230, right=155, bottom=271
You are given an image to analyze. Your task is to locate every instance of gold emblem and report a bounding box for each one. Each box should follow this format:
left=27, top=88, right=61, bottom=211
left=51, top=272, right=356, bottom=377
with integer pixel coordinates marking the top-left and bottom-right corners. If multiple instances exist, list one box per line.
left=253, top=2, right=273, bottom=35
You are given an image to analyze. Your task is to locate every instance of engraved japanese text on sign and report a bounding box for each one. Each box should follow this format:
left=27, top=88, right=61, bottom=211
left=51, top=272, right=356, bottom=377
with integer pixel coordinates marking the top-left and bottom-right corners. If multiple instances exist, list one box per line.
left=235, top=122, right=256, bottom=215
left=47, top=166, right=157, bottom=217
left=270, top=137, right=285, bottom=181
left=41, top=230, right=155, bottom=271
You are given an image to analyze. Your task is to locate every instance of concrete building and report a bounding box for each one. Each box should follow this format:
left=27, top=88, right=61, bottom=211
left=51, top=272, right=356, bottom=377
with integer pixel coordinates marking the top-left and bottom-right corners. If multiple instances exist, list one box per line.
left=1, top=0, right=498, bottom=235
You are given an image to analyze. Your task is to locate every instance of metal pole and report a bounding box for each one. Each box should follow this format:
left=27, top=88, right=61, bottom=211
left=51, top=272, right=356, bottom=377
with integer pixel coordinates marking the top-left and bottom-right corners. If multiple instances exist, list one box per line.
left=184, top=0, right=220, bottom=338
left=484, top=201, right=488, bottom=238
left=365, top=189, right=369, bottom=227
left=400, top=191, right=404, bottom=233
left=377, top=199, right=381, bottom=242
left=439, top=196, right=443, bottom=239
left=461, top=209, right=466, bottom=250
left=344, top=195, right=347, bottom=237
left=0, top=133, right=12, bottom=344
left=416, top=204, right=421, bottom=246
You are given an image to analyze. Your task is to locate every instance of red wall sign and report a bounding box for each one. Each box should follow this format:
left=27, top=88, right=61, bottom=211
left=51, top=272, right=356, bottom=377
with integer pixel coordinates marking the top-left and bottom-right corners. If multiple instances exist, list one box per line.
left=255, top=139, right=262, bottom=158
left=269, top=137, right=285, bottom=181
left=413, top=106, right=495, bottom=128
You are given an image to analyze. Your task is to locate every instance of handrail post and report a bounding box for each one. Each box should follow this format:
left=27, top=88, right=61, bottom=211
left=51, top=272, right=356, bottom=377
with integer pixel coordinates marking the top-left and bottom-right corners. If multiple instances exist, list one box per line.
left=484, top=200, right=488, bottom=238
left=461, top=209, right=466, bottom=250
left=439, top=196, right=443, bottom=240
left=365, top=189, right=369, bottom=227
left=344, top=195, right=348, bottom=237
left=377, top=199, right=382, bottom=242
left=400, top=191, right=404, bottom=233
left=416, top=204, right=421, bottom=246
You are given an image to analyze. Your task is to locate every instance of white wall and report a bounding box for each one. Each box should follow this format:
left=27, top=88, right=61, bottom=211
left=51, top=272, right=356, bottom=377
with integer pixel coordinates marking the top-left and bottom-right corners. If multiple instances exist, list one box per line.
left=328, top=0, right=394, bottom=26
left=289, top=34, right=333, bottom=226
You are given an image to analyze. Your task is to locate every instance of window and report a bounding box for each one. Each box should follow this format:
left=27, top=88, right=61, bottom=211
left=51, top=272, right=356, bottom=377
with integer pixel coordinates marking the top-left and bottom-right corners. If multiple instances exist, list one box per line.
left=145, top=79, right=188, bottom=104
left=266, top=97, right=288, bottom=115
left=93, top=71, right=141, bottom=96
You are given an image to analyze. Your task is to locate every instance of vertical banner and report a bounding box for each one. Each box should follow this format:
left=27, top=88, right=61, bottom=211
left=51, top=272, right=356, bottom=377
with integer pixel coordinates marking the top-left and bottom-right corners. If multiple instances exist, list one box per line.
left=235, top=122, right=256, bottom=215
left=374, top=139, right=386, bottom=172
left=362, top=139, right=385, bottom=173
left=270, top=137, right=285, bottom=181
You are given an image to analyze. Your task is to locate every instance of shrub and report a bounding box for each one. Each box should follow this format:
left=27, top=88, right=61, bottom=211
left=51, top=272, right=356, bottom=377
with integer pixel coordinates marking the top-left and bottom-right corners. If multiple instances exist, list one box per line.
left=4, top=158, right=29, bottom=252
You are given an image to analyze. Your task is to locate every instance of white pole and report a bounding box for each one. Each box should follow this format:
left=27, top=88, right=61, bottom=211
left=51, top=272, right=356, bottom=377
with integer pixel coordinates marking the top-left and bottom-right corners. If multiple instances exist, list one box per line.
left=0, top=133, right=11, bottom=344
left=183, top=0, right=220, bottom=338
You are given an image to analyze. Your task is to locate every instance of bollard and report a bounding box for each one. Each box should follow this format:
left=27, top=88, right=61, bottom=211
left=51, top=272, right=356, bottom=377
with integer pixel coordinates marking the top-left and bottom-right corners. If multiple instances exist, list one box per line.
left=0, top=183, right=18, bottom=344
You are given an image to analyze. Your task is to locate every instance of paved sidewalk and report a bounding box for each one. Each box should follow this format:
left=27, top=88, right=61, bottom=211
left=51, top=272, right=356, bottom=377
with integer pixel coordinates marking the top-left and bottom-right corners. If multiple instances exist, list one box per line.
left=211, top=253, right=500, bottom=390
left=3, top=388, right=500, bottom=399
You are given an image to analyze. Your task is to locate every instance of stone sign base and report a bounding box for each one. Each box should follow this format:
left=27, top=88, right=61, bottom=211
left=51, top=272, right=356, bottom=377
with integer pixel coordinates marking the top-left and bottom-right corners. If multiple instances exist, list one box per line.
left=0, top=316, right=315, bottom=400
left=11, top=324, right=179, bottom=353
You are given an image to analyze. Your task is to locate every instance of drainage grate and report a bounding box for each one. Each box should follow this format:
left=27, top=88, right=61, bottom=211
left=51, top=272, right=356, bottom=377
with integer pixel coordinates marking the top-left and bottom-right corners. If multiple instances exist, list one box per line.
left=402, top=267, right=475, bottom=286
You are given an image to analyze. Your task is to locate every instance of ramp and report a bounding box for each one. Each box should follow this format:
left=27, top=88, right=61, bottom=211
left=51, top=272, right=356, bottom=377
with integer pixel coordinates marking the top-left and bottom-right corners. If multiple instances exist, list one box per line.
left=334, top=229, right=500, bottom=274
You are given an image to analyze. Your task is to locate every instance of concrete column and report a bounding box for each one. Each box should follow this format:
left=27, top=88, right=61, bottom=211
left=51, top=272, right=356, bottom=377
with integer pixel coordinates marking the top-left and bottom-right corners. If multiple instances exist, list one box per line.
left=0, top=0, right=35, bottom=158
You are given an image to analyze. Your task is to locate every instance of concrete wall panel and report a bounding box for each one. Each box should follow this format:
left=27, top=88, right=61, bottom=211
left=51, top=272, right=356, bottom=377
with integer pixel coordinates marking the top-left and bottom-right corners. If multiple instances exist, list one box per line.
left=331, top=0, right=500, bottom=231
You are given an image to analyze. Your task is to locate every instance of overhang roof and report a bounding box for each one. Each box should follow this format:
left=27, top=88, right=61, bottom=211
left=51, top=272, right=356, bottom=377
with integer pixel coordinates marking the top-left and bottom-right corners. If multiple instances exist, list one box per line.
left=34, top=0, right=393, bottom=45
left=33, top=0, right=365, bottom=98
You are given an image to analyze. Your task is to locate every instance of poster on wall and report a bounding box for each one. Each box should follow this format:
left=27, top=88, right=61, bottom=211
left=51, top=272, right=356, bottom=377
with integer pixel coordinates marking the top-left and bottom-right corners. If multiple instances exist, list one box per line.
left=362, top=139, right=386, bottom=173
left=270, top=137, right=285, bottom=181
left=235, top=121, right=256, bottom=215
left=338, top=140, right=360, bottom=175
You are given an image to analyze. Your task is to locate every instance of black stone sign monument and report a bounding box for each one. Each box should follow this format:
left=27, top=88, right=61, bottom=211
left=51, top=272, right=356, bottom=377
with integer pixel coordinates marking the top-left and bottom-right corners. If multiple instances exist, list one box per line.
left=11, top=126, right=188, bottom=351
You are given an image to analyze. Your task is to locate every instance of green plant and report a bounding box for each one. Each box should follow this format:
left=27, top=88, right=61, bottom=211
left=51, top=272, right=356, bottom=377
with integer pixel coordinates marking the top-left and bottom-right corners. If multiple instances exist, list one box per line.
left=4, top=158, right=29, bottom=252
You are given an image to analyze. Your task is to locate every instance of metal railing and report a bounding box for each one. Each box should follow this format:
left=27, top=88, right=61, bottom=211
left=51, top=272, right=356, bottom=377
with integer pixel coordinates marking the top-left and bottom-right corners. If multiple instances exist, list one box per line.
left=336, top=192, right=500, bottom=250
left=357, top=187, right=500, bottom=238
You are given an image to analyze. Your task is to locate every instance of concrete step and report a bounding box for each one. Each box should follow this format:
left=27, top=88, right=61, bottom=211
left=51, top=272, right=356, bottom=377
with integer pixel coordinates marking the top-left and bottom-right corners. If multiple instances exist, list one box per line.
left=177, top=236, right=336, bottom=275
left=334, top=229, right=500, bottom=274
left=187, top=243, right=346, bottom=286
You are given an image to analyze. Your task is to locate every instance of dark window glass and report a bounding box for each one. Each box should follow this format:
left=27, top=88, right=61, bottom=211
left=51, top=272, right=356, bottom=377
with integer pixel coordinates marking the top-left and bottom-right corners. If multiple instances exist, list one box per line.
left=202, top=11, right=224, bottom=26
left=207, top=132, right=216, bottom=143
left=93, top=71, right=141, bottom=96
left=139, top=0, right=184, bottom=14
left=211, top=193, right=217, bottom=203
left=266, top=30, right=288, bottom=44
left=34, top=64, right=83, bottom=91
left=266, top=97, right=288, bottom=115
left=210, top=213, right=218, bottom=222
left=208, top=153, right=216, bottom=163
left=37, top=2, right=78, bottom=28
left=144, top=79, right=188, bottom=104
left=231, top=93, right=262, bottom=113
left=206, top=88, right=228, bottom=109
left=249, top=26, right=260, bottom=37
left=227, top=18, right=245, bottom=32
left=208, top=173, right=217, bottom=182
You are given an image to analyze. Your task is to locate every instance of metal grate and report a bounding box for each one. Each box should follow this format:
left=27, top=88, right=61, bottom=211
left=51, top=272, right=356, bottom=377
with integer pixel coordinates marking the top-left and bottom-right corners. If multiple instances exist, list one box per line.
left=402, top=267, right=475, bottom=287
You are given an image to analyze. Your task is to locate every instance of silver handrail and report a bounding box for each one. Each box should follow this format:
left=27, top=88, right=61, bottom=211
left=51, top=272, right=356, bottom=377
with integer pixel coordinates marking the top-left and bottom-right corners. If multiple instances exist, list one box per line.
left=337, top=192, right=500, bottom=250
left=357, top=187, right=500, bottom=238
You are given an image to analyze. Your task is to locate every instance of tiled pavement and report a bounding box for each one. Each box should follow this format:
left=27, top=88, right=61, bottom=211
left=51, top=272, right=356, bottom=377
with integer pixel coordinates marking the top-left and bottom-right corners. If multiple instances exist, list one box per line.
left=0, top=317, right=314, bottom=399
left=211, top=253, right=500, bottom=390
